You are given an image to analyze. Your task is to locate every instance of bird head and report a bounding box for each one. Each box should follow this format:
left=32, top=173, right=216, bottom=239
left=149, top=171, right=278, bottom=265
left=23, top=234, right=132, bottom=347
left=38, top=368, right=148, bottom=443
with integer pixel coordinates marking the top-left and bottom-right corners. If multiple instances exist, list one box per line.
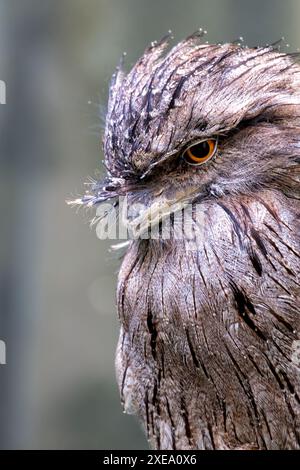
left=74, top=33, right=300, bottom=239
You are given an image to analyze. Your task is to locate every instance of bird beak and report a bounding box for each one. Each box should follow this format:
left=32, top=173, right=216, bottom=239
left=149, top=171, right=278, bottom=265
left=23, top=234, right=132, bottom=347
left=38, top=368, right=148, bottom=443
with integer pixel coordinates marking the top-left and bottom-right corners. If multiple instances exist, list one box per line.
left=122, top=186, right=201, bottom=238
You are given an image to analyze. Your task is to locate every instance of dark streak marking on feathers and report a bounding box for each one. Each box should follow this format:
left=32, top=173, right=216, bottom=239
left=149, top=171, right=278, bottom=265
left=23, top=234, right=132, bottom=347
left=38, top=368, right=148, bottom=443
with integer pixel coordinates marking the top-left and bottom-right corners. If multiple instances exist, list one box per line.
left=120, top=363, right=129, bottom=407
left=250, top=228, right=268, bottom=257
left=166, top=397, right=177, bottom=450
left=207, top=420, right=216, bottom=449
left=217, top=202, right=244, bottom=247
left=261, top=409, right=273, bottom=441
left=248, top=249, right=263, bottom=276
left=181, top=396, right=193, bottom=446
left=147, top=307, right=158, bottom=360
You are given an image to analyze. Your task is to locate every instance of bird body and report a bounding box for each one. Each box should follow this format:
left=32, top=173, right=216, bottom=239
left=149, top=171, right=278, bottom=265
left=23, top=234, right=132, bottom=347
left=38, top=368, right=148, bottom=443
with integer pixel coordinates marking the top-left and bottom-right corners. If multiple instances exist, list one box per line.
left=116, top=191, right=300, bottom=449
left=78, top=34, right=300, bottom=449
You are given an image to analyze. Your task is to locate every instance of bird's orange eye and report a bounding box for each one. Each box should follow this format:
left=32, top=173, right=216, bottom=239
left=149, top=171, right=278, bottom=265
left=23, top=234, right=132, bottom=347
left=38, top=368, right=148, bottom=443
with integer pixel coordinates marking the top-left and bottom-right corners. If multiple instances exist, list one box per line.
left=183, top=139, right=217, bottom=166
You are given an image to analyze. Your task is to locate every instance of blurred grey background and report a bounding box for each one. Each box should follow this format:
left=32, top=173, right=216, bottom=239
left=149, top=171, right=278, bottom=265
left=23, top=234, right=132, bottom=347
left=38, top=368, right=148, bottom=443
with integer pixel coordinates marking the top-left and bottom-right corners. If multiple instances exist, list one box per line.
left=0, top=0, right=299, bottom=450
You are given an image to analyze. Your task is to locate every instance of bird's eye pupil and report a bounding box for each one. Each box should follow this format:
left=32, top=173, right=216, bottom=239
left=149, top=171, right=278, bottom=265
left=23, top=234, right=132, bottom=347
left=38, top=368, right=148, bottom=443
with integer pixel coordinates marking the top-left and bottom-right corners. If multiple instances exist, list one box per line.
left=183, top=138, right=217, bottom=166
left=192, top=141, right=209, bottom=159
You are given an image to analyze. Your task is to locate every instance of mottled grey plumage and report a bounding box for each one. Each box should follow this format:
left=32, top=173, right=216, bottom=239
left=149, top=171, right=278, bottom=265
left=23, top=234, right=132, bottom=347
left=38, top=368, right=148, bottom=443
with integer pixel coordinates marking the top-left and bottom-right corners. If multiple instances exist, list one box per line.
left=80, top=33, right=300, bottom=449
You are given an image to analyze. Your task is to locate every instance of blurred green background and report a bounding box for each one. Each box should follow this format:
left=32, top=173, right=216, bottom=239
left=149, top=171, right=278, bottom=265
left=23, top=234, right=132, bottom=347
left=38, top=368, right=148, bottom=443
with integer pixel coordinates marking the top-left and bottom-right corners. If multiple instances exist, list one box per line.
left=0, top=0, right=299, bottom=450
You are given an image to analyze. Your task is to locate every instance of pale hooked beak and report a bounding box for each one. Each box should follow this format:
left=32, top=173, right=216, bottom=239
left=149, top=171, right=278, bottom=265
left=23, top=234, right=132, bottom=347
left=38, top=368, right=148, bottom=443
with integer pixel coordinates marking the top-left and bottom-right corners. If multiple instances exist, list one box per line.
left=121, top=186, right=201, bottom=238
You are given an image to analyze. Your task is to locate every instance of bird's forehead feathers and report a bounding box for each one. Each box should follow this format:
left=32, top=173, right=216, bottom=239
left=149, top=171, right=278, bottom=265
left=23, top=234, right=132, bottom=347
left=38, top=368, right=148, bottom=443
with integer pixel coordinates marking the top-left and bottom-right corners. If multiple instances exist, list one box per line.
left=104, top=35, right=300, bottom=176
